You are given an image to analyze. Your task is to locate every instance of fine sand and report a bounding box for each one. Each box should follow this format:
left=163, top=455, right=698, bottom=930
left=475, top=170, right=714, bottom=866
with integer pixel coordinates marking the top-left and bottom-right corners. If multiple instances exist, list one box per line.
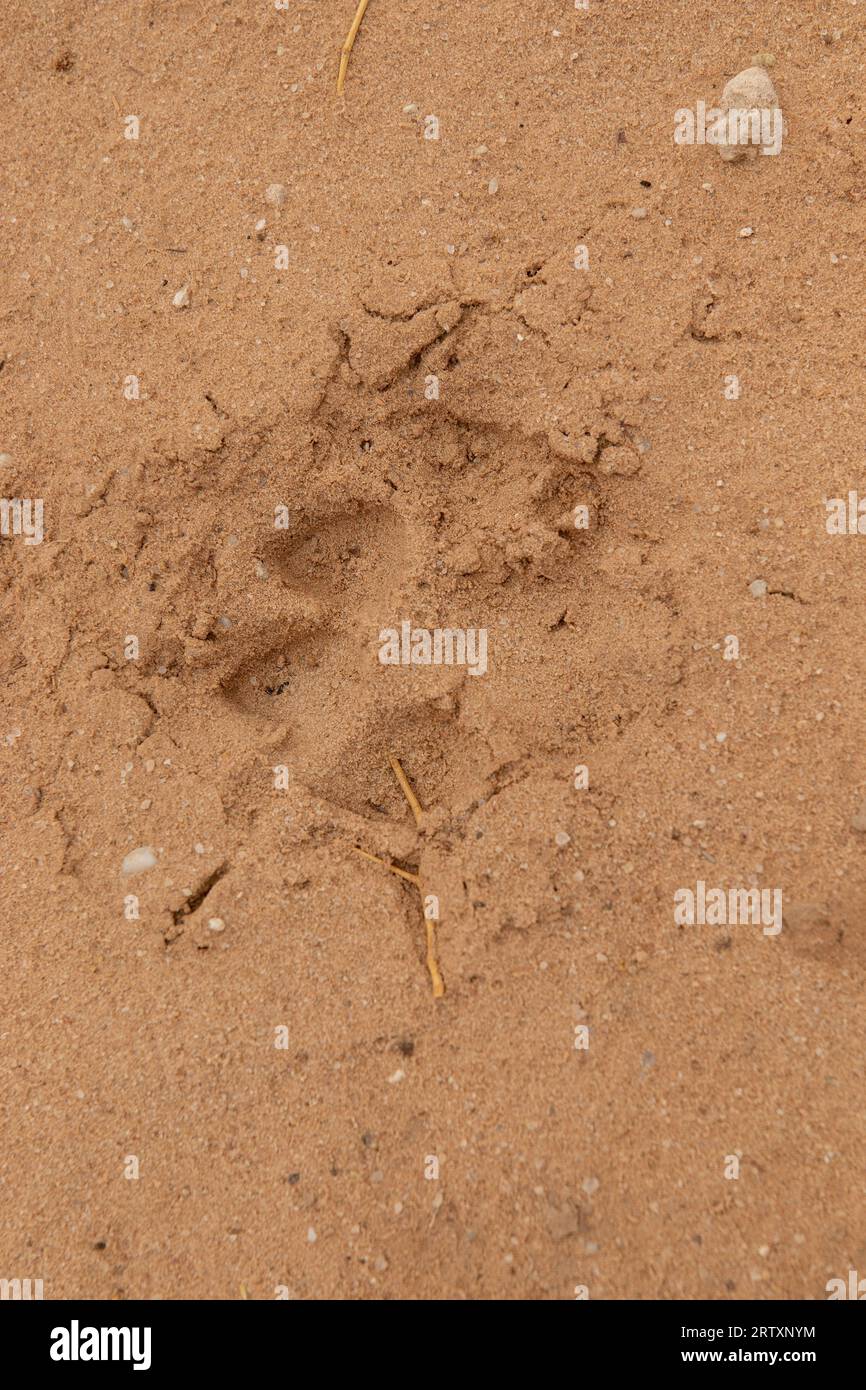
left=1, top=1, right=864, bottom=1299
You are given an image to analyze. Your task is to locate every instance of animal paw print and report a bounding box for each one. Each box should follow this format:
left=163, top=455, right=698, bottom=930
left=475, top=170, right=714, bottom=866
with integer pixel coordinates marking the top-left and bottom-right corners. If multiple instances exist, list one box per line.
left=214, top=499, right=481, bottom=819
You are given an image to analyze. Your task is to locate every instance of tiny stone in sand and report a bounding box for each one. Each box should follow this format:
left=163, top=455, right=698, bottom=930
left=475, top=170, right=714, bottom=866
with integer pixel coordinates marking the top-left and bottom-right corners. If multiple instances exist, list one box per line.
left=716, top=66, right=780, bottom=163
left=121, top=846, right=157, bottom=875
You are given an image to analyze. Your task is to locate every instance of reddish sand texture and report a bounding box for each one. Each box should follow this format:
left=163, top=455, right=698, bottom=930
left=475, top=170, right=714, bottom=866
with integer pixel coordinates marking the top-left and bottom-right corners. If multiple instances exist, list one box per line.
left=1, top=1, right=865, bottom=1299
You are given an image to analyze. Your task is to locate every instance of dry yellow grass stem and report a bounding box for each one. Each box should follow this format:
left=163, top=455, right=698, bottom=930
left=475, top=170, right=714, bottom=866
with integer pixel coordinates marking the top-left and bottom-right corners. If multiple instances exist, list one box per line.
left=423, top=914, right=445, bottom=1000
left=353, top=846, right=420, bottom=886
left=388, top=751, right=424, bottom=827
left=336, top=0, right=371, bottom=96
left=354, top=755, right=445, bottom=999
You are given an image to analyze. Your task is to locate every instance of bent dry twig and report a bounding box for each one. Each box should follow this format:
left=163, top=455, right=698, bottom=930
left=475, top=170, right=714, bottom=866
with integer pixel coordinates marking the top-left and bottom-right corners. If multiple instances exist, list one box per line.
left=354, top=755, right=445, bottom=999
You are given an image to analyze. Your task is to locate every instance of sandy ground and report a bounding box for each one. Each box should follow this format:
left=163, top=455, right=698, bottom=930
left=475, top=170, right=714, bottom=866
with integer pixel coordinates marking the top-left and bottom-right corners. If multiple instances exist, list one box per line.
left=1, top=0, right=865, bottom=1300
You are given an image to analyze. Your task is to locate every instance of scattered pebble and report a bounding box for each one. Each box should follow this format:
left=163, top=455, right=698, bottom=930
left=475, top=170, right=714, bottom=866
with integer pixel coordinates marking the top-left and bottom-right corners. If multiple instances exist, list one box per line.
left=554, top=831, right=571, bottom=848
left=172, top=284, right=190, bottom=309
left=630, top=206, right=648, bottom=219
left=207, top=917, right=226, bottom=933
left=487, top=178, right=499, bottom=195
left=717, top=67, right=780, bottom=163
left=739, top=226, right=754, bottom=238
left=121, top=846, right=157, bottom=875
left=265, top=183, right=287, bottom=207
left=749, top=579, right=768, bottom=598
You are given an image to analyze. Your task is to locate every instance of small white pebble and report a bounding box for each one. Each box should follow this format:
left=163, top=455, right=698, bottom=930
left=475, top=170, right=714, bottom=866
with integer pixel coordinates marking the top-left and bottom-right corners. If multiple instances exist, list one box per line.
left=207, top=917, right=226, bottom=933
left=631, top=207, right=648, bottom=219
left=172, top=285, right=190, bottom=309
left=388, top=1069, right=405, bottom=1084
left=487, top=178, right=499, bottom=195
left=307, top=1227, right=317, bottom=1243
left=739, top=226, right=754, bottom=238
left=749, top=579, right=768, bottom=598
left=121, top=846, right=157, bottom=876
left=554, top=831, right=571, bottom=848
left=265, top=183, right=287, bottom=207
